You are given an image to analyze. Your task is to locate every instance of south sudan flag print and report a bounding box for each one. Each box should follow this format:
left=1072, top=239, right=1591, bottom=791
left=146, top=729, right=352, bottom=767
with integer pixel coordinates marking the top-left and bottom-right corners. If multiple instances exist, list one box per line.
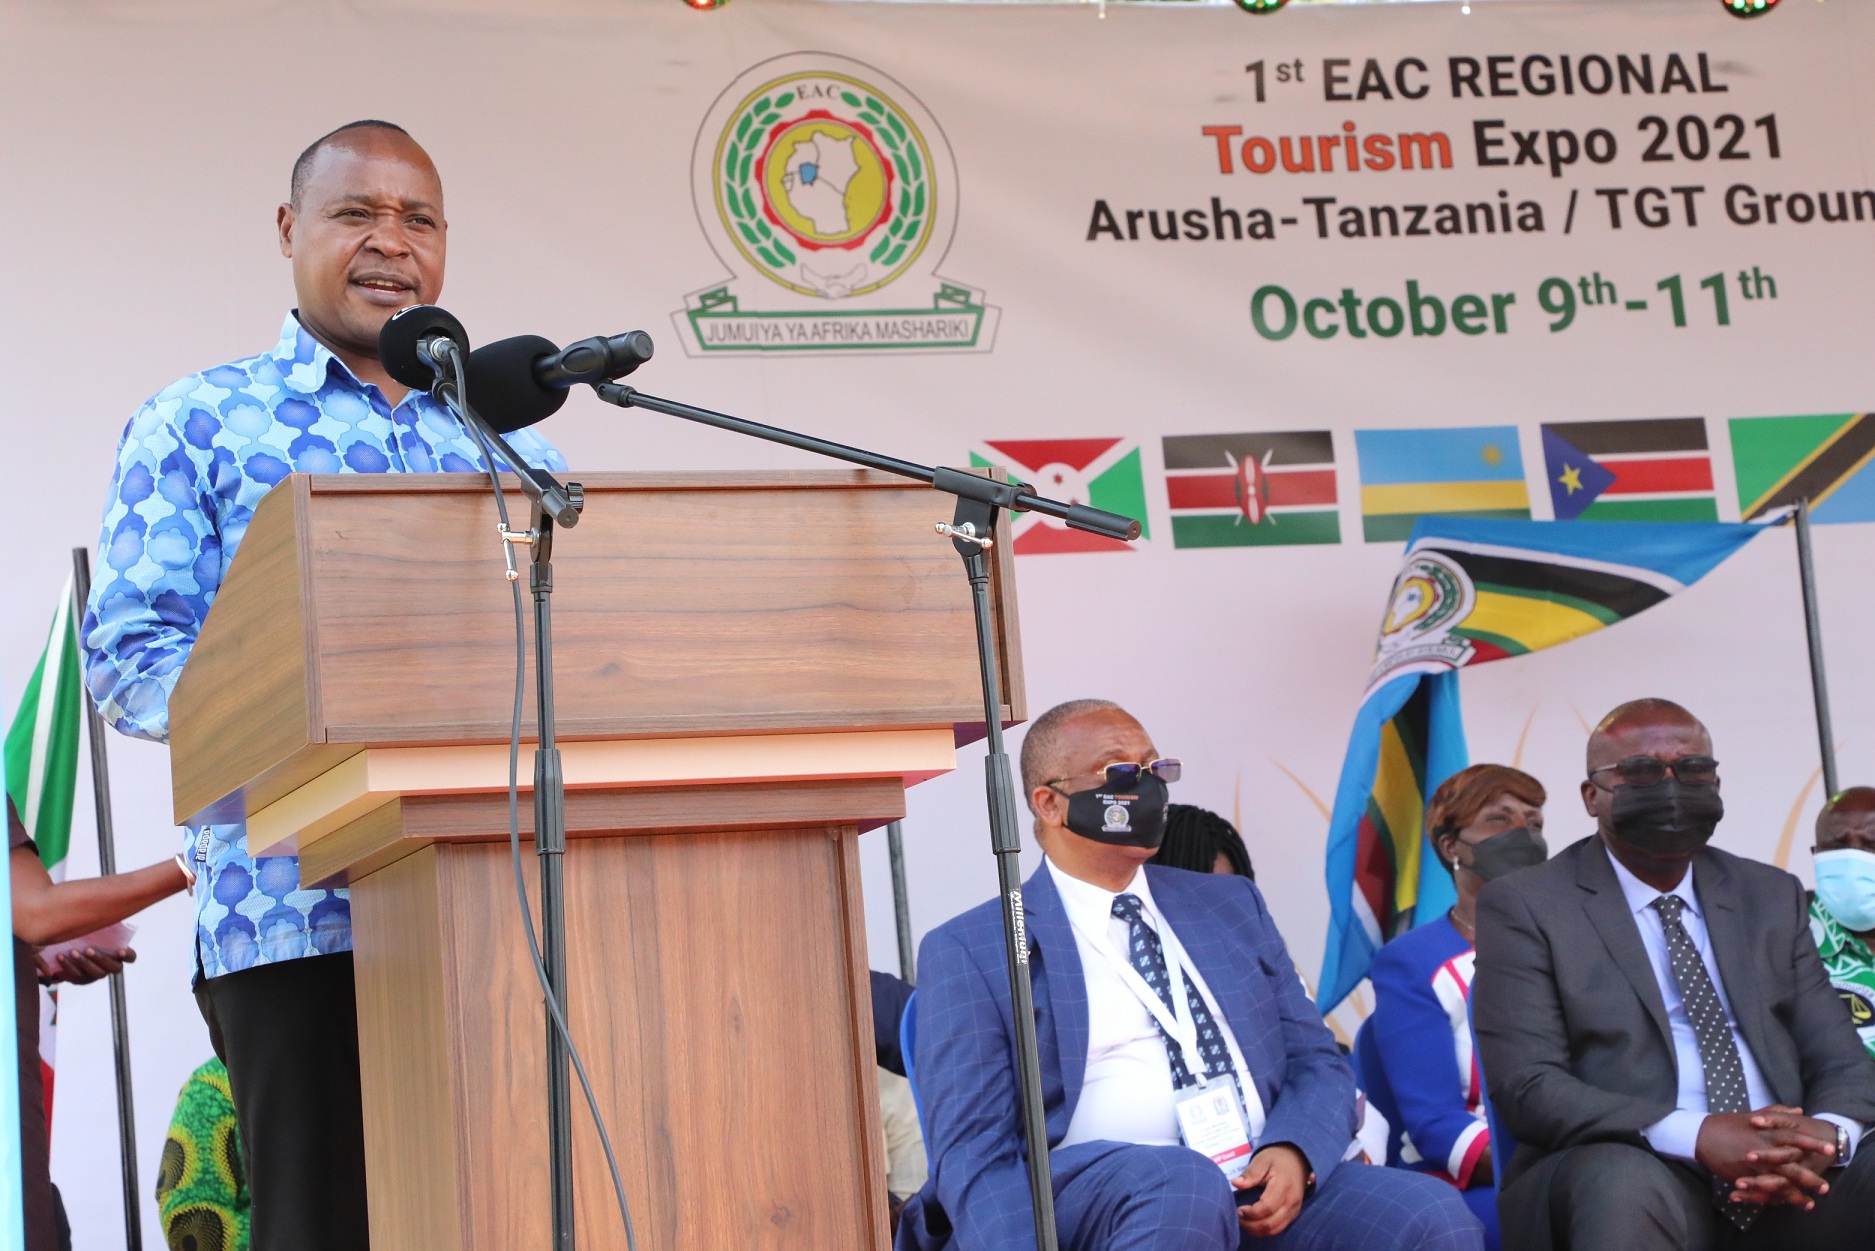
left=1731, top=413, right=1875, bottom=524
left=1162, top=431, right=1339, bottom=548
left=1540, top=418, right=1717, bottom=522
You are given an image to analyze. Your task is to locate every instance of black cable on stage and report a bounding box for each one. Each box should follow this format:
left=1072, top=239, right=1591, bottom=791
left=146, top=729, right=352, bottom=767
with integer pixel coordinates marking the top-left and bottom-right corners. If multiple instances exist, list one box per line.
left=448, top=349, right=640, bottom=1251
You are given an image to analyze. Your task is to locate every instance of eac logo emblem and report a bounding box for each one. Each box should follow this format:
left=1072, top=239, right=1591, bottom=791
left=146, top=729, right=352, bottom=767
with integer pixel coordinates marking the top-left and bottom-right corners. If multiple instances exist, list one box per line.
left=677, top=53, right=998, bottom=355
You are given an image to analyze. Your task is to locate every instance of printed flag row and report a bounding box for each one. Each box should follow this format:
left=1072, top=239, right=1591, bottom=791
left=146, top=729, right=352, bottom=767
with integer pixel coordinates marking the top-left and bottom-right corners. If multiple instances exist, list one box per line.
left=972, top=413, right=1875, bottom=554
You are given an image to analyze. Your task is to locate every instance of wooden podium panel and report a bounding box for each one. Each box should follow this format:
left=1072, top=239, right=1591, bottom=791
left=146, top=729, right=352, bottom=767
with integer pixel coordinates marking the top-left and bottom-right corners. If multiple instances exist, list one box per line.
left=352, top=817, right=888, bottom=1251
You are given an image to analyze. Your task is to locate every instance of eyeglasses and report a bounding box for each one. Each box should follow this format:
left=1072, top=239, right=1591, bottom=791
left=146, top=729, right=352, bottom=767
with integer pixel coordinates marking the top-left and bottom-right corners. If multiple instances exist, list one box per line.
left=1587, top=754, right=1720, bottom=789
left=1049, top=758, right=1183, bottom=790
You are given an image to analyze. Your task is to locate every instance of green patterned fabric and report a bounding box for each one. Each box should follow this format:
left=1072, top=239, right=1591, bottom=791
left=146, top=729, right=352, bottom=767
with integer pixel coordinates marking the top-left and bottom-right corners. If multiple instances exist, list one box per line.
left=1810, top=895, right=1875, bottom=1060
left=154, top=1058, right=250, bottom=1251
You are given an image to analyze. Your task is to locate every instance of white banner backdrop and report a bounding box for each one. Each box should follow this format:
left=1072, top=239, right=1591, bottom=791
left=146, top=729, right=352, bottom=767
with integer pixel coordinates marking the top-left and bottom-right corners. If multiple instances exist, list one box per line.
left=3, top=0, right=1873, bottom=1241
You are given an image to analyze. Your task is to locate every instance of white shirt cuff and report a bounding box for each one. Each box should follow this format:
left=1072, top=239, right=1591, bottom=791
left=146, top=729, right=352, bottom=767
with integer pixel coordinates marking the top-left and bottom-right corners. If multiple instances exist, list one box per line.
left=1641, top=1110, right=1707, bottom=1162
left=1816, top=1114, right=1864, bottom=1165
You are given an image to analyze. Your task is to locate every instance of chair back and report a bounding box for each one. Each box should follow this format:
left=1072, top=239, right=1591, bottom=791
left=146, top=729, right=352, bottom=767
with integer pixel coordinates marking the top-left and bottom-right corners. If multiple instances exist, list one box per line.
left=900, top=990, right=925, bottom=1136
left=1351, top=1016, right=1404, bottom=1167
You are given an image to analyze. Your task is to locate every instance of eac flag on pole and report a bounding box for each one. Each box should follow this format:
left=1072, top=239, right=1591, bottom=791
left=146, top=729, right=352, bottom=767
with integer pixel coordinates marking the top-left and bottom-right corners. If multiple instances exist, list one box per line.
left=3, top=577, right=81, bottom=1119
left=1317, top=516, right=1767, bottom=1013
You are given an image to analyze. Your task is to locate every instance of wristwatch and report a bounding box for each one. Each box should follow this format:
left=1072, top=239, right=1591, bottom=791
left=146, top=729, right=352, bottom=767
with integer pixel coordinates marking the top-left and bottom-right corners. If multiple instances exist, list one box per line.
left=1833, top=1122, right=1851, bottom=1168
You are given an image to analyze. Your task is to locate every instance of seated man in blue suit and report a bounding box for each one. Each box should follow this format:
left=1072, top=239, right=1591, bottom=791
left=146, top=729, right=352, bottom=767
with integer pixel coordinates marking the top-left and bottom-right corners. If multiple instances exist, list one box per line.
left=897, top=699, right=1482, bottom=1251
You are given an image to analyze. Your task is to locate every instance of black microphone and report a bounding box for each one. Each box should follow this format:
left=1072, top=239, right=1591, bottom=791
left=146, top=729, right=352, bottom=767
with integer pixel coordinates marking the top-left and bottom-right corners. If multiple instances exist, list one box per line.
left=378, top=304, right=470, bottom=389
left=464, top=331, right=655, bottom=434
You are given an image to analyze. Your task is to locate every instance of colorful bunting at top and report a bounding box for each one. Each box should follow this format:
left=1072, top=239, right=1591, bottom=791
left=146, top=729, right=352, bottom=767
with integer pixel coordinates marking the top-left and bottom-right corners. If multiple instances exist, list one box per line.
left=1317, top=515, right=1767, bottom=1013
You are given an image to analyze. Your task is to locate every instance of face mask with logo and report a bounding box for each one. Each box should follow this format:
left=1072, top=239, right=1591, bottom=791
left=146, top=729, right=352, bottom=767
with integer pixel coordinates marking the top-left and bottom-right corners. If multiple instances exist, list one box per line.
left=1058, top=772, right=1169, bottom=849
left=1814, top=848, right=1875, bottom=933
left=1460, top=826, right=1549, bottom=882
left=1609, top=778, right=1725, bottom=857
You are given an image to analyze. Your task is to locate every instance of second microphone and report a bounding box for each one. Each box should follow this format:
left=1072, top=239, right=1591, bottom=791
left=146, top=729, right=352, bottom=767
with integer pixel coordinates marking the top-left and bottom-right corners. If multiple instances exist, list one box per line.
left=466, top=330, right=655, bottom=433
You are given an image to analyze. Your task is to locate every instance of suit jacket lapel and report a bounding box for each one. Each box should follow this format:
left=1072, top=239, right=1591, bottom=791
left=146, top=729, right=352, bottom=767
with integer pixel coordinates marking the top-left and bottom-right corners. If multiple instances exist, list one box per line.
left=1577, top=840, right=1675, bottom=1053
left=1024, top=865, right=1087, bottom=1112
left=1694, top=854, right=1781, bottom=1096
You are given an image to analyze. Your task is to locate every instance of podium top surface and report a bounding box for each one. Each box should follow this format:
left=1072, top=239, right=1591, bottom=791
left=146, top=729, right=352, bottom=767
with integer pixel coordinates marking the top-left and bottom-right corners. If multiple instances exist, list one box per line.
left=168, top=469, right=1024, bottom=826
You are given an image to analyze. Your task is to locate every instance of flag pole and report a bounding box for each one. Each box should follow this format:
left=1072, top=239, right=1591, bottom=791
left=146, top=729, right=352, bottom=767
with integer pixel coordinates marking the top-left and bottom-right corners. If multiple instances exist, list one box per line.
left=69, top=548, right=143, bottom=1251
left=1793, top=500, right=1839, bottom=799
left=885, top=821, right=915, bottom=985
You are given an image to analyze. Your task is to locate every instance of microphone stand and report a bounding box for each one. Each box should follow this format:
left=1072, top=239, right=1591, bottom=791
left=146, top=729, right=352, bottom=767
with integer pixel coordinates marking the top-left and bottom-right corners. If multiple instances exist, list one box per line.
left=430, top=368, right=583, bottom=1251
left=593, top=381, right=1140, bottom=1251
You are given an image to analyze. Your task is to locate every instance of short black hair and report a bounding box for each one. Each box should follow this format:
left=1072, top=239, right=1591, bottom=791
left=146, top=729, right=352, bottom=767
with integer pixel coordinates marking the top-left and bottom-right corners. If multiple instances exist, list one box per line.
left=290, top=120, right=413, bottom=206
left=1151, top=804, right=1254, bottom=881
left=1018, top=699, right=1121, bottom=810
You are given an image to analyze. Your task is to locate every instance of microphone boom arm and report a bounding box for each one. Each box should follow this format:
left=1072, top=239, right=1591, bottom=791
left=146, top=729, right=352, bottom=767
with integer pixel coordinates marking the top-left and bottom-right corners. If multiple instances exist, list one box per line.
left=435, top=372, right=583, bottom=528
left=591, top=384, right=1140, bottom=541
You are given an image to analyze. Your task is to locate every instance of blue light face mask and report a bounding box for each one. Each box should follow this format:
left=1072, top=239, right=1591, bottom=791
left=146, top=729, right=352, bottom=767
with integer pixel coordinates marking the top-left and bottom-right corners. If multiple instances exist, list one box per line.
left=1814, top=848, right=1875, bottom=933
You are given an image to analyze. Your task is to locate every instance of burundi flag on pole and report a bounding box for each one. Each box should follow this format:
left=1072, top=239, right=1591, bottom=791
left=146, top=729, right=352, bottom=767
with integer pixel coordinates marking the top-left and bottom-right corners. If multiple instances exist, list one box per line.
left=1317, top=515, right=1767, bottom=1013
left=3, top=577, right=82, bottom=1120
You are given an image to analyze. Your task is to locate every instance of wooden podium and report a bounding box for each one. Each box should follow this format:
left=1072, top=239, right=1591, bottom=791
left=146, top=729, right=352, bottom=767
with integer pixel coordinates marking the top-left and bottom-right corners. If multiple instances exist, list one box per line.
left=167, top=470, right=1024, bottom=1251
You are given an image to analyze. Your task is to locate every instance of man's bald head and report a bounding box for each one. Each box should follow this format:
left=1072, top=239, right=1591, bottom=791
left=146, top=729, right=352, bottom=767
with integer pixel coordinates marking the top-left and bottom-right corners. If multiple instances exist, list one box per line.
left=1586, top=698, right=1711, bottom=773
left=1817, top=785, right=1875, bottom=852
left=1019, top=699, right=1123, bottom=807
left=290, top=120, right=418, bottom=207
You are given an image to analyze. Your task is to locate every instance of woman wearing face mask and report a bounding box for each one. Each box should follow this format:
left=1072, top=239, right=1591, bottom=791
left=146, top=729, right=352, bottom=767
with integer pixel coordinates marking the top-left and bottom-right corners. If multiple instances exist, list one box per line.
left=1810, top=786, right=1875, bottom=1060
left=1358, top=764, right=1549, bottom=1251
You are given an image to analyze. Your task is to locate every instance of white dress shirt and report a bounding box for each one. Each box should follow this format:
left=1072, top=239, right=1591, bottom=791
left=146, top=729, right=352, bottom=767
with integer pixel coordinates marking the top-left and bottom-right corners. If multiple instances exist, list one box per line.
left=1046, top=859, right=1263, bottom=1151
left=1605, top=847, right=1862, bottom=1163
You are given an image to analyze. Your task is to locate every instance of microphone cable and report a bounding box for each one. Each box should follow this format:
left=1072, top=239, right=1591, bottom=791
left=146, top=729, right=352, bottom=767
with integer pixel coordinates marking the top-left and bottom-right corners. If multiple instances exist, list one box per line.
left=445, top=348, right=641, bottom=1251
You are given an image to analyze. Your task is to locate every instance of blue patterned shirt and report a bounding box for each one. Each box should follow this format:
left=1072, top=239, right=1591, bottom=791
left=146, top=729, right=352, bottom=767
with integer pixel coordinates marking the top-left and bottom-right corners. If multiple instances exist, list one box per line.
left=82, top=313, right=565, bottom=980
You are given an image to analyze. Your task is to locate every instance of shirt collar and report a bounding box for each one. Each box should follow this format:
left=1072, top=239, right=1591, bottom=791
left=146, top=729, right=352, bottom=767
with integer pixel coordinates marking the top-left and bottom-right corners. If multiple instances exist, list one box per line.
left=1605, top=841, right=1701, bottom=920
left=270, top=311, right=370, bottom=397
left=1045, top=856, right=1152, bottom=936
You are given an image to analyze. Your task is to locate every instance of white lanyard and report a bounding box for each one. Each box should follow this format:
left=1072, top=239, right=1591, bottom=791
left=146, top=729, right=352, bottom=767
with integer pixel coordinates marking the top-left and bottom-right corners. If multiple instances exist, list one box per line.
left=1067, top=895, right=1205, bottom=1071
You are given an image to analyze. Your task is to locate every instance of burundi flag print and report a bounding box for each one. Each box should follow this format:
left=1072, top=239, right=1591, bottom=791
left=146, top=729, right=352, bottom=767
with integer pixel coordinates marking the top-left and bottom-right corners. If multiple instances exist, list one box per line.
left=1541, top=418, right=1717, bottom=522
left=1317, top=516, right=1766, bottom=1012
left=970, top=439, right=1150, bottom=554
left=1730, top=413, right=1875, bottom=523
left=4, top=577, right=83, bottom=1120
left=1162, top=431, right=1339, bottom=548
left=1354, top=426, right=1529, bottom=542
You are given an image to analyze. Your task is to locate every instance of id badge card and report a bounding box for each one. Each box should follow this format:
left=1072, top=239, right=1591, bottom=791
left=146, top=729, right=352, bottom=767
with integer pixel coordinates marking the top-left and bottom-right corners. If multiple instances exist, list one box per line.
left=1174, top=1074, right=1254, bottom=1179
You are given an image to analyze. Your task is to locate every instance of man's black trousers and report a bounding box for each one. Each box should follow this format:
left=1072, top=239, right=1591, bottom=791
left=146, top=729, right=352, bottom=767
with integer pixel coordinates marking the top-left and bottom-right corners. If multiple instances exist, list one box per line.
left=196, top=951, right=371, bottom=1251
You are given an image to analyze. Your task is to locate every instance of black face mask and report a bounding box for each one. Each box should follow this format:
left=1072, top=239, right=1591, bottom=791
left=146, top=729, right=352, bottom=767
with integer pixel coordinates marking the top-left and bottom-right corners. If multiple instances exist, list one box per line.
left=1460, top=826, right=1549, bottom=882
left=1610, top=778, right=1724, bottom=857
left=1058, top=772, right=1169, bottom=849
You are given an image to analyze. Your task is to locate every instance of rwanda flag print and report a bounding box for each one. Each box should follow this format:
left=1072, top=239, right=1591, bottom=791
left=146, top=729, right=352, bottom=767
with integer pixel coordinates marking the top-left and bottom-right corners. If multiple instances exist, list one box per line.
left=1355, top=426, right=1530, bottom=542
left=1317, top=515, right=1766, bottom=1013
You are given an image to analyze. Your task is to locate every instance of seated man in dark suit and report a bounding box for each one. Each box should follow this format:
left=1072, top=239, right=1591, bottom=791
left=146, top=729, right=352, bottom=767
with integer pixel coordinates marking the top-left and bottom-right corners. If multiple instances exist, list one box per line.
left=1473, top=697, right=1875, bottom=1250
left=897, top=699, right=1481, bottom=1251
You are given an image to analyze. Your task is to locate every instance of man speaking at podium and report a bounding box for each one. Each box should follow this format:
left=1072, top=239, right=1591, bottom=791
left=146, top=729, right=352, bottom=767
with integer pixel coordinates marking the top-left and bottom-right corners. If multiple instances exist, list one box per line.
left=79, top=122, right=565, bottom=1251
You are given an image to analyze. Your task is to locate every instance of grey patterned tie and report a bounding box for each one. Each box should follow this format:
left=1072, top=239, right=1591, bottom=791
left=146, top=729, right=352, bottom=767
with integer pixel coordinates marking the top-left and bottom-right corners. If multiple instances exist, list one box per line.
left=1112, top=893, right=1237, bottom=1089
left=1652, top=894, right=1757, bottom=1230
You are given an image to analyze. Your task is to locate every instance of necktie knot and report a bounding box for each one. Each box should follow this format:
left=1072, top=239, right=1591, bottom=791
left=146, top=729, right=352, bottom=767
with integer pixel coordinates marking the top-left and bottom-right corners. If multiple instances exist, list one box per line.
left=1112, top=893, right=1147, bottom=925
left=1652, top=894, right=1685, bottom=926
